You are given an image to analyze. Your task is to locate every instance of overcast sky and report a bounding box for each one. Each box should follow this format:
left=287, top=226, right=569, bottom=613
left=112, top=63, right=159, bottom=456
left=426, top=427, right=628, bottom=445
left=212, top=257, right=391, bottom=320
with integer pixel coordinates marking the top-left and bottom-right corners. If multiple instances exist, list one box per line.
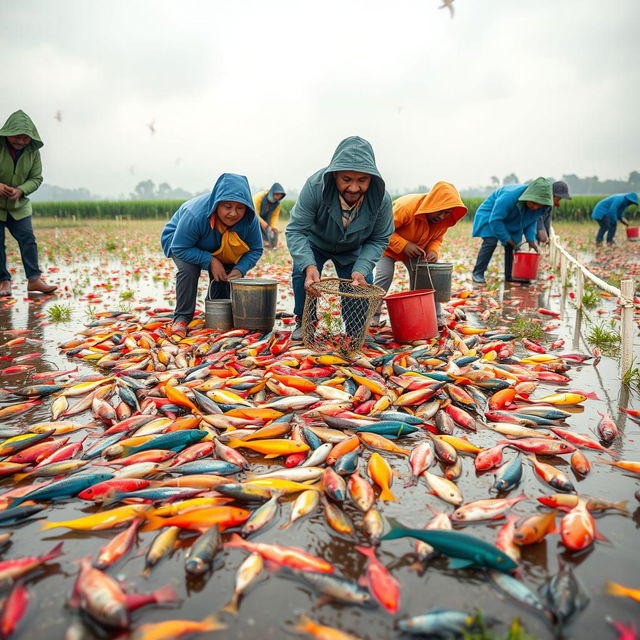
left=1, top=0, right=638, bottom=197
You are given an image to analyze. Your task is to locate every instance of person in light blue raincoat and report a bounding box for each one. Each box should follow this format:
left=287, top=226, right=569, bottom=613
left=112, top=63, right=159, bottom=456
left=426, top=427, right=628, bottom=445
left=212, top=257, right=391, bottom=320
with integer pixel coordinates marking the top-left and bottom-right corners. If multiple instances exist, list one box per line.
left=591, top=192, right=638, bottom=245
left=471, top=177, right=553, bottom=284
left=161, top=173, right=263, bottom=338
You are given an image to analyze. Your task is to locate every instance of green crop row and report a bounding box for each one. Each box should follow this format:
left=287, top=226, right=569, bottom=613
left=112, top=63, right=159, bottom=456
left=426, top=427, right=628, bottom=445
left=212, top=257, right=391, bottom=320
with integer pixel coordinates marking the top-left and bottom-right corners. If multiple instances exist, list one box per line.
left=32, top=195, right=635, bottom=222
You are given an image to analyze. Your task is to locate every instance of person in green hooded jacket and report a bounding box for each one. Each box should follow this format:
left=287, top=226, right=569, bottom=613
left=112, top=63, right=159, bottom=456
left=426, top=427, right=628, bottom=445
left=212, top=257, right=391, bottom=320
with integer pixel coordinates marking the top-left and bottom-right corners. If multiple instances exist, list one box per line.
left=0, top=110, right=56, bottom=296
left=286, top=136, right=394, bottom=341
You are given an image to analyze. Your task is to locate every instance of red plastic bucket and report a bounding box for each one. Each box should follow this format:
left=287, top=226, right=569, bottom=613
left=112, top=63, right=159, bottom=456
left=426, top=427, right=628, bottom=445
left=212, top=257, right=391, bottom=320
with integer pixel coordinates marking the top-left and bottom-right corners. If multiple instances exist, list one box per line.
left=626, top=226, right=639, bottom=240
left=512, top=252, right=541, bottom=280
left=384, top=289, right=438, bottom=342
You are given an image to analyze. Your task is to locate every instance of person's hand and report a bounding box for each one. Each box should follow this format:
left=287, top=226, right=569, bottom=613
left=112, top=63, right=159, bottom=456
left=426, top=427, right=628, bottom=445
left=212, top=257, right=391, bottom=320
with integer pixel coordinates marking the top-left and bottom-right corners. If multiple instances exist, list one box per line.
left=425, top=250, right=438, bottom=263
left=0, top=184, right=12, bottom=198
left=209, top=256, right=228, bottom=282
left=506, top=239, right=517, bottom=249
left=227, top=268, right=242, bottom=280
left=304, top=265, right=321, bottom=293
left=528, top=241, right=540, bottom=253
left=402, top=241, right=426, bottom=259
left=7, top=188, right=22, bottom=201
left=537, top=230, right=549, bottom=244
left=351, top=271, right=367, bottom=288
left=621, top=219, right=630, bottom=227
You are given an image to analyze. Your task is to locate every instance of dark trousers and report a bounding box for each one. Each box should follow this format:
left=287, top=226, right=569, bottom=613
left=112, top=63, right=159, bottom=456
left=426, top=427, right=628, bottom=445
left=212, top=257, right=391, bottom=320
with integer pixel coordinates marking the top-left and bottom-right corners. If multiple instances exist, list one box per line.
left=0, top=215, right=42, bottom=281
left=171, top=254, right=232, bottom=323
left=472, top=237, right=514, bottom=280
left=595, top=218, right=616, bottom=244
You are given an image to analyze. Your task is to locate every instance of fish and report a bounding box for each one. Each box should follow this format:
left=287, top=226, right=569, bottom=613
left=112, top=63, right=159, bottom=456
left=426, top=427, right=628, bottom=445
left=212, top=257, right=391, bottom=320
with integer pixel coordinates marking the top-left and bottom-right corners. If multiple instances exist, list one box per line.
left=241, top=492, right=281, bottom=536
left=539, top=561, right=590, bottom=629
left=0, top=542, right=63, bottom=585
left=397, top=609, right=497, bottom=636
left=502, top=438, right=576, bottom=456
left=489, top=570, right=547, bottom=613
left=42, top=504, right=150, bottom=531
left=526, top=454, right=575, bottom=493
left=280, top=490, right=320, bottom=530
left=560, top=497, right=608, bottom=552
left=226, top=437, right=309, bottom=458
left=513, top=510, right=558, bottom=546
left=382, top=518, right=517, bottom=572
left=605, top=581, right=640, bottom=604
left=143, top=506, right=250, bottom=533
left=537, top=494, right=629, bottom=515
left=224, top=533, right=334, bottom=573
left=222, top=552, right=264, bottom=615
left=10, top=473, right=115, bottom=507
left=143, top=526, right=180, bottom=575
left=292, top=614, right=361, bottom=640
left=126, top=615, right=225, bottom=640
left=366, top=452, right=395, bottom=501
left=95, top=518, right=141, bottom=568
left=356, top=545, right=400, bottom=614
left=421, top=470, right=463, bottom=506
left=450, top=494, right=528, bottom=522
left=185, top=524, right=222, bottom=575
left=597, top=411, right=619, bottom=442
left=0, top=581, right=30, bottom=638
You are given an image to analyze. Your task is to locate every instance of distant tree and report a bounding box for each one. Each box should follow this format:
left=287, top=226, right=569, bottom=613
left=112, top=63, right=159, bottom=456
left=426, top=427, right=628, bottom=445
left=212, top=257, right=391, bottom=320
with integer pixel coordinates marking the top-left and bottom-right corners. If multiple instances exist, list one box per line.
left=490, top=176, right=500, bottom=188
left=132, top=180, right=156, bottom=200
left=503, top=173, right=519, bottom=185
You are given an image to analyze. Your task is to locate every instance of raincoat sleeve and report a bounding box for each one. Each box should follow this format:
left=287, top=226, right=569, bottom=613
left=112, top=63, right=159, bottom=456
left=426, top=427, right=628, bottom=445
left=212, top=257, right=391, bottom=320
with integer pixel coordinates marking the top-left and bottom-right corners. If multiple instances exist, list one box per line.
left=386, top=200, right=413, bottom=255
left=234, top=217, right=264, bottom=276
left=16, top=150, right=42, bottom=196
left=352, top=193, right=394, bottom=276
left=170, top=206, right=213, bottom=271
left=615, top=197, right=629, bottom=221
left=285, top=179, right=320, bottom=270
left=268, top=203, right=281, bottom=228
left=523, top=213, right=542, bottom=244
left=488, top=191, right=518, bottom=245
left=425, top=228, right=447, bottom=257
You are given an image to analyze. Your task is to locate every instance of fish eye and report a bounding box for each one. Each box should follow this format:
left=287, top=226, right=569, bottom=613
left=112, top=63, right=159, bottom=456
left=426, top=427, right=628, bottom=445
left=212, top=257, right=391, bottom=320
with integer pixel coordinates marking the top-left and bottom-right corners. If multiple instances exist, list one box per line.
left=497, top=557, right=503, bottom=562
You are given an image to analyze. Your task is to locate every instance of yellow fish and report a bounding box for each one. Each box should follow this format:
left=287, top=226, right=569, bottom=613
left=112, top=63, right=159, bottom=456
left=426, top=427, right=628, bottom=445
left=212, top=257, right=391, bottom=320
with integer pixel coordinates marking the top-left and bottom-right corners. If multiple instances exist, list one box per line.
left=434, top=435, right=483, bottom=454
left=243, top=478, right=322, bottom=495
left=358, top=432, right=409, bottom=456
left=366, top=452, right=395, bottom=502
left=533, top=393, right=587, bottom=406
left=226, top=438, right=309, bottom=459
left=42, top=504, right=150, bottom=531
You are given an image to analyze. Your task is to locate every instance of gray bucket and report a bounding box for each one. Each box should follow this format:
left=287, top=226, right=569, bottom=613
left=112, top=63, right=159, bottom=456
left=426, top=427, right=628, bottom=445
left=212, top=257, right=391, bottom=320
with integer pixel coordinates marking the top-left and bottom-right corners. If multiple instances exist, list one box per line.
left=230, top=278, right=278, bottom=332
left=204, top=293, right=233, bottom=331
left=410, top=261, right=453, bottom=302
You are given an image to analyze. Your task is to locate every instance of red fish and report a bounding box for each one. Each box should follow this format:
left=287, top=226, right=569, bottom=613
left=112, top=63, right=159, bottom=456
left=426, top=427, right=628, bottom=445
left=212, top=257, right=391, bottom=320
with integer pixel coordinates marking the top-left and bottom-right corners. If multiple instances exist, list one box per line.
left=560, top=498, right=607, bottom=552
left=356, top=545, right=400, bottom=614
left=597, top=412, right=618, bottom=442
left=0, top=581, right=30, bottom=638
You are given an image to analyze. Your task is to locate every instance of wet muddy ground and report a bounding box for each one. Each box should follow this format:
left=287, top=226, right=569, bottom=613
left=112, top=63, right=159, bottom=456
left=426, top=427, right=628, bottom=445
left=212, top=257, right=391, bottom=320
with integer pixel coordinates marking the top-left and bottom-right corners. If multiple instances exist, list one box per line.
left=0, top=220, right=638, bottom=639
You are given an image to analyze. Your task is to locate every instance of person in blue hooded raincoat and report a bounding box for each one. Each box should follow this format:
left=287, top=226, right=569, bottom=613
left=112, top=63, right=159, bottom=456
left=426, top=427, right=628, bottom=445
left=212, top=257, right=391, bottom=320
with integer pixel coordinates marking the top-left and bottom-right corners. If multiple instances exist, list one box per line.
left=161, top=173, right=263, bottom=339
left=286, top=136, right=394, bottom=341
left=253, top=182, right=286, bottom=249
left=471, top=177, right=553, bottom=284
left=591, top=192, right=638, bottom=245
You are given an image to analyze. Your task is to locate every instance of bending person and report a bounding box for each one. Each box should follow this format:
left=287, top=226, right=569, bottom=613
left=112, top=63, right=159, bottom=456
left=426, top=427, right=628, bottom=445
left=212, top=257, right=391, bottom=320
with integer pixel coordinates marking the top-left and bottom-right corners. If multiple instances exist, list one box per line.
left=373, top=181, right=467, bottom=327
left=286, top=136, right=393, bottom=341
left=161, top=173, right=263, bottom=340
left=592, top=192, right=638, bottom=246
left=0, top=110, right=57, bottom=296
left=471, top=177, right=552, bottom=284
left=536, top=181, right=572, bottom=244
left=253, top=182, right=286, bottom=249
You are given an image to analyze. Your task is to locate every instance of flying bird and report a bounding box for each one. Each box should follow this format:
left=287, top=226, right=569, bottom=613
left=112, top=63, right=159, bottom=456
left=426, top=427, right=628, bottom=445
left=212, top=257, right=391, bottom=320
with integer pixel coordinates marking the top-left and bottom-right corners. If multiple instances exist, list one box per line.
left=54, top=110, right=62, bottom=122
left=439, top=0, right=455, bottom=18
left=147, top=119, right=156, bottom=135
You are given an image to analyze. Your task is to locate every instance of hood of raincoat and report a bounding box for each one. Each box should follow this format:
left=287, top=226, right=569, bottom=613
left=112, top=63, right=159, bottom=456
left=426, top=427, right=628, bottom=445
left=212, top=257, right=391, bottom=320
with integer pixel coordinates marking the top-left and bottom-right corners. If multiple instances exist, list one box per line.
left=517, top=177, right=553, bottom=207
left=0, top=110, right=43, bottom=149
left=322, top=136, right=386, bottom=209
left=266, top=182, right=286, bottom=203
left=413, top=181, right=468, bottom=226
left=626, top=192, right=639, bottom=206
left=207, top=173, right=256, bottom=220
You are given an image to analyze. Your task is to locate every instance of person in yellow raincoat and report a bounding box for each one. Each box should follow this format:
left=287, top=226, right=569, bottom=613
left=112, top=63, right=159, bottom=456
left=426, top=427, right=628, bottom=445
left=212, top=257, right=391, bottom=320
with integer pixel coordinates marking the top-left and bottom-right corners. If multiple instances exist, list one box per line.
left=253, top=182, right=285, bottom=248
left=161, top=173, right=263, bottom=339
left=373, top=181, right=467, bottom=327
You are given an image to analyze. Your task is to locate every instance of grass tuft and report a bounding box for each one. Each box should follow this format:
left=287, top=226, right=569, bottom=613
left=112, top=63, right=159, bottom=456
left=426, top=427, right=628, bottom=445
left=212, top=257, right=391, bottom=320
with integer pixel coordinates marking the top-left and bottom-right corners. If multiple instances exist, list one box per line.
left=510, top=314, right=544, bottom=341
left=46, top=304, right=72, bottom=322
left=586, top=323, right=620, bottom=356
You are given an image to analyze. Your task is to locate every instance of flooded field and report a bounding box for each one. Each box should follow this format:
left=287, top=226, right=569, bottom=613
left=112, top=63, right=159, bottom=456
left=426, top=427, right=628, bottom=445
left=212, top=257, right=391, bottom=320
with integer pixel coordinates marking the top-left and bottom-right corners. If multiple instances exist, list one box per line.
left=0, top=219, right=638, bottom=640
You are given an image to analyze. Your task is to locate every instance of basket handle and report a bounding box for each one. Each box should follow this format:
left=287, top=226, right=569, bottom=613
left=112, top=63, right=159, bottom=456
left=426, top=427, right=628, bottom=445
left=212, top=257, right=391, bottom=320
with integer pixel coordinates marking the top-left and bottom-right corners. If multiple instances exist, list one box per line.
left=409, top=258, right=435, bottom=291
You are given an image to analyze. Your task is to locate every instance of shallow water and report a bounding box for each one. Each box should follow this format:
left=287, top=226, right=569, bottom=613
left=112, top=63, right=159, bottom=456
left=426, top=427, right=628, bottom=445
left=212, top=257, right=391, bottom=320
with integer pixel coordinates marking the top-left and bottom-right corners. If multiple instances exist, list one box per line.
left=0, top=222, right=639, bottom=639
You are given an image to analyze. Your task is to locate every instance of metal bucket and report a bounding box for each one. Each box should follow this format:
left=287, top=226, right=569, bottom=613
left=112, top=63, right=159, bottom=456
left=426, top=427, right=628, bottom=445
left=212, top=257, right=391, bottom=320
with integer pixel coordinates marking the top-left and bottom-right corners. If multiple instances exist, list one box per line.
left=204, top=293, right=233, bottom=331
left=230, top=278, right=278, bottom=332
left=409, top=261, right=453, bottom=302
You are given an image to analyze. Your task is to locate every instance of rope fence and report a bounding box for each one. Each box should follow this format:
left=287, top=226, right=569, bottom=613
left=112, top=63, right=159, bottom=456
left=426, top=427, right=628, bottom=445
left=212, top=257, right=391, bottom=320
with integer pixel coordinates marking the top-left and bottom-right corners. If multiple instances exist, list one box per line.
left=548, top=228, right=635, bottom=378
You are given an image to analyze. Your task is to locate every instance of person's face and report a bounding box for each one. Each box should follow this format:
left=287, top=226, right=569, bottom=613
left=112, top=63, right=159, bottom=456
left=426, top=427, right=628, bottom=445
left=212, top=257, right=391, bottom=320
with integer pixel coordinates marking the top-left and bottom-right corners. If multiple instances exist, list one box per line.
left=526, top=202, right=543, bottom=211
left=334, top=171, right=372, bottom=206
left=6, top=134, right=31, bottom=150
left=426, top=209, right=452, bottom=224
left=553, top=196, right=561, bottom=207
left=216, top=201, right=246, bottom=226
left=273, top=192, right=285, bottom=201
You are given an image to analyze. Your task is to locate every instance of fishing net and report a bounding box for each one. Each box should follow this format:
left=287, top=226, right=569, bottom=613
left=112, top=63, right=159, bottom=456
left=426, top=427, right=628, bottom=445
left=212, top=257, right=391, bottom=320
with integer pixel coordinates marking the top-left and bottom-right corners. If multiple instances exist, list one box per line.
left=302, top=278, right=386, bottom=356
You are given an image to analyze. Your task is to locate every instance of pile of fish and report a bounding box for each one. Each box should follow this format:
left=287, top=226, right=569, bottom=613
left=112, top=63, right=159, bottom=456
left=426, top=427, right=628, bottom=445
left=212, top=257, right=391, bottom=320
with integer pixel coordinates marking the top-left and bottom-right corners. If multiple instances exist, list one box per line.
left=0, top=291, right=638, bottom=640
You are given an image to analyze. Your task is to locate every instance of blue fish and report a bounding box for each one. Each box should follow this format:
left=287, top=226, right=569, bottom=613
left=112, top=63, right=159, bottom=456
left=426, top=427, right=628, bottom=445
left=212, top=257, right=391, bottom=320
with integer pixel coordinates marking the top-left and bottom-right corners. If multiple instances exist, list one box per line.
left=169, top=460, right=242, bottom=476
left=494, top=456, right=522, bottom=492
left=354, top=422, right=419, bottom=437
left=119, top=429, right=206, bottom=457
left=10, top=472, right=114, bottom=507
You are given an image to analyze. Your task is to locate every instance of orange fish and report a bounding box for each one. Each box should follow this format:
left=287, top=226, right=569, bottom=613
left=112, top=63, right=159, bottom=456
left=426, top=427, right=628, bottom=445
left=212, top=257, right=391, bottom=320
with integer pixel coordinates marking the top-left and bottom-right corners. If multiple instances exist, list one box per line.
left=366, top=452, right=395, bottom=502
left=513, top=511, right=558, bottom=546
left=142, top=506, right=250, bottom=533
left=560, top=498, right=607, bottom=552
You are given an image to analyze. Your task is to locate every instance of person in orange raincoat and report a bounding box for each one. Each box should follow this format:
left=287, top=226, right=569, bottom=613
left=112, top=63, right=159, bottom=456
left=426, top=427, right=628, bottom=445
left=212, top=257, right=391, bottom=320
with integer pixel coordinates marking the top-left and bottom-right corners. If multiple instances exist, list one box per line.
left=373, top=181, right=467, bottom=326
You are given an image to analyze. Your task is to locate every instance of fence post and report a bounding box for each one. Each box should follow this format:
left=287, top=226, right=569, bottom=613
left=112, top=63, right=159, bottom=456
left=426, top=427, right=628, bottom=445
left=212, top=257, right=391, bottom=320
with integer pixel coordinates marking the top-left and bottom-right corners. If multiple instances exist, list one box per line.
left=560, top=252, right=567, bottom=288
left=576, top=268, right=584, bottom=310
left=620, top=277, right=634, bottom=378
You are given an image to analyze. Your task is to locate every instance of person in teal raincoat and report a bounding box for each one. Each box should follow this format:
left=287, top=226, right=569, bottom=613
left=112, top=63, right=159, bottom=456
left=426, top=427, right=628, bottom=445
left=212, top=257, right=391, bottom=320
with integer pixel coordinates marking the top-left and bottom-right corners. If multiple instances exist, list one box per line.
left=471, top=177, right=553, bottom=284
left=0, top=110, right=57, bottom=296
left=592, top=192, right=638, bottom=245
left=286, top=136, right=394, bottom=340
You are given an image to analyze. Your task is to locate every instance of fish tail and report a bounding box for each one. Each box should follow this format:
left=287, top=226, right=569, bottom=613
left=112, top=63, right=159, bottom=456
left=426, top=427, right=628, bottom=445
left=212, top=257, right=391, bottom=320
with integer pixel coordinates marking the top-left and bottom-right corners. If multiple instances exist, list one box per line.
left=153, top=583, right=178, bottom=603
left=355, top=545, right=376, bottom=560
left=42, top=541, right=64, bottom=561
left=200, top=614, right=226, bottom=631
left=140, top=515, right=165, bottom=532
left=223, top=532, right=247, bottom=549
left=225, top=438, right=242, bottom=449
left=293, top=614, right=313, bottom=632
left=118, top=445, right=134, bottom=458
left=40, top=521, right=61, bottom=532
left=12, top=473, right=30, bottom=483
left=221, top=593, right=240, bottom=615
left=613, top=501, right=629, bottom=515
left=379, top=487, right=397, bottom=502
left=605, top=581, right=627, bottom=598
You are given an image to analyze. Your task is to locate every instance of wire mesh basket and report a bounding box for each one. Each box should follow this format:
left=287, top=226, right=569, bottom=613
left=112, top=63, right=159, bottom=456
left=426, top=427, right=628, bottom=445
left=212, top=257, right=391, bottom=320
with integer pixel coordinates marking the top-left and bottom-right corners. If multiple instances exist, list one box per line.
left=302, top=278, right=386, bottom=356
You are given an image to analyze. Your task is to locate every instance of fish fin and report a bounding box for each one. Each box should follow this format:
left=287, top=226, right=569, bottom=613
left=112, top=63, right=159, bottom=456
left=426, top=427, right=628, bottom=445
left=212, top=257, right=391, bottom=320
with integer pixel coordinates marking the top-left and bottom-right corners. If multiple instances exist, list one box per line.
left=223, top=532, right=245, bottom=549
left=314, top=596, right=332, bottom=607
left=263, top=454, right=280, bottom=459
left=613, top=501, right=629, bottom=515
left=595, top=529, right=610, bottom=543
left=355, top=545, right=375, bottom=561
left=140, top=515, right=165, bottom=532
left=12, top=473, right=30, bottom=483
left=449, top=557, right=475, bottom=569
left=42, top=541, right=64, bottom=561
left=221, top=594, right=240, bottom=615
left=200, top=614, right=226, bottom=632
left=225, top=438, right=242, bottom=449
left=293, top=614, right=313, bottom=633
left=605, top=581, right=625, bottom=597
left=152, top=583, right=179, bottom=604
left=40, top=521, right=61, bottom=532
left=403, top=477, right=418, bottom=488
left=379, top=488, right=397, bottom=502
